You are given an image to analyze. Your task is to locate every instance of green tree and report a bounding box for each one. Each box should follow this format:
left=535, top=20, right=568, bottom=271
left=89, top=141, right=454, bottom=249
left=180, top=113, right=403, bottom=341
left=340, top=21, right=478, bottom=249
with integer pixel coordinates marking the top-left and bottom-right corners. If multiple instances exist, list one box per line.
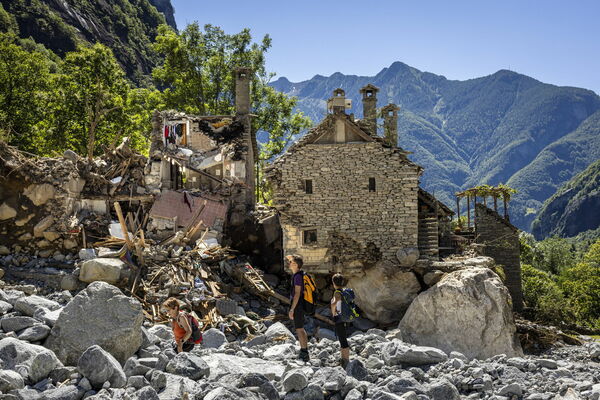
left=51, top=43, right=130, bottom=158
left=521, top=264, right=574, bottom=325
left=532, top=236, right=576, bottom=275
left=559, top=240, right=600, bottom=329
left=0, top=33, right=52, bottom=151
left=152, top=23, right=312, bottom=202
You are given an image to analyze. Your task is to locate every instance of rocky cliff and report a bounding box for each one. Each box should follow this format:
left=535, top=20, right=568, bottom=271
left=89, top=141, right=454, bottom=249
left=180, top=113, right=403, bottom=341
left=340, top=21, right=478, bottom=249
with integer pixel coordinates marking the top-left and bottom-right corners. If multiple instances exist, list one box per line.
left=0, top=0, right=177, bottom=83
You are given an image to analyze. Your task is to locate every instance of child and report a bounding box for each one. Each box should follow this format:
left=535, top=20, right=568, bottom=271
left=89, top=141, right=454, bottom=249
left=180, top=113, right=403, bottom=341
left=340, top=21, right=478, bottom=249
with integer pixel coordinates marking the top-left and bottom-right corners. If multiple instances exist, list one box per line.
left=163, top=297, right=195, bottom=353
left=286, top=254, right=310, bottom=362
left=331, top=273, right=351, bottom=368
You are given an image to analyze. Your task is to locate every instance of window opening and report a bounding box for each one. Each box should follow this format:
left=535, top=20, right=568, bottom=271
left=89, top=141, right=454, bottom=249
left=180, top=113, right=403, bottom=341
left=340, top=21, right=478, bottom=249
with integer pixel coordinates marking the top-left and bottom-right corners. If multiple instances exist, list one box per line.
left=305, top=179, right=313, bottom=194
left=369, top=177, right=376, bottom=192
left=303, top=229, right=317, bottom=245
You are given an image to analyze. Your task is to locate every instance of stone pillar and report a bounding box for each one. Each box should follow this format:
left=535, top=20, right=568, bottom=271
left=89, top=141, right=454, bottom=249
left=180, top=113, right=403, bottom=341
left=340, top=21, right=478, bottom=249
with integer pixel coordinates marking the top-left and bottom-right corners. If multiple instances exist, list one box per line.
left=234, top=68, right=255, bottom=211
left=381, top=104, right=400, bottom=147
left=475, top=204, right=524, bottom=311
left=359, top=84, right=379, bottom=136
left=149, top=110, right=164, bottom=157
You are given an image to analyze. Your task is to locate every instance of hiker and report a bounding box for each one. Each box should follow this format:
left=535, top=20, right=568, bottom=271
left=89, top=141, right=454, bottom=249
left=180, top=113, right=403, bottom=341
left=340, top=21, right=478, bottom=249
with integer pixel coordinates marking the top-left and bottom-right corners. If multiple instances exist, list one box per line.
left=163, top=297, right=195, bottom=353
left=286, top=254, right=310, bottom=361
left=331, top=273, right=358, bottom=368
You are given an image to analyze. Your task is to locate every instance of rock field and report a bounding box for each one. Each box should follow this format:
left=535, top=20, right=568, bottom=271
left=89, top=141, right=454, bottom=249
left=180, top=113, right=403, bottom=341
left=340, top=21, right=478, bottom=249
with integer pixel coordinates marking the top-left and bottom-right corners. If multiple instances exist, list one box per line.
left=0, top=282, right=599, bottom=400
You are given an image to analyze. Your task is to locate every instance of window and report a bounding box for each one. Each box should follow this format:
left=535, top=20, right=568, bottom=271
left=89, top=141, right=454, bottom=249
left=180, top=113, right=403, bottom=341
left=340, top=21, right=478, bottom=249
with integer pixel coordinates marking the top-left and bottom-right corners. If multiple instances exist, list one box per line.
left=369, top=177, right=376, bottom=192
left=303, top=229, right=317, bottom=245
left=388, top=111, right=394, bottom=116
left=366, top=90, right=373, bottom=97
left=305, top=179, right=313, bottom=194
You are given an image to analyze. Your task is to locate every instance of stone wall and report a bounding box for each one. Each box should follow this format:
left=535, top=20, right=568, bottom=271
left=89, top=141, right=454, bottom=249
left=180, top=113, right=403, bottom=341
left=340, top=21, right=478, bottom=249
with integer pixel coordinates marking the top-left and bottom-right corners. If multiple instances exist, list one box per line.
left=475, top=204, right=523, bottom=311
left=270, top=142, right=420, bottom=275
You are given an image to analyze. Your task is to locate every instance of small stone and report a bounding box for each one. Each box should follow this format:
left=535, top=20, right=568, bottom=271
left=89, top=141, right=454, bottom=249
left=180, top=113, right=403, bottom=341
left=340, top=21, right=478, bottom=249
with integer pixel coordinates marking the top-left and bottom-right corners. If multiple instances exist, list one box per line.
left=499, top=383, right=523, bottom=396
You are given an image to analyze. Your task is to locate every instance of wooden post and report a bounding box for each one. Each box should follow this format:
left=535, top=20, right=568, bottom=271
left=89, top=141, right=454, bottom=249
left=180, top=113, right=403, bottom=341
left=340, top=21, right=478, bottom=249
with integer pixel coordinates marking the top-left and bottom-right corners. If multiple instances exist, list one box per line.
left=113, top=201, right=134, bottom=250
left=493, top=196, right=498, bottom=212
left=456, top=197, right=461, bottom=226
left=503, top=196, right=509, bottom=220
left=466, top=195, right=471, bottom=230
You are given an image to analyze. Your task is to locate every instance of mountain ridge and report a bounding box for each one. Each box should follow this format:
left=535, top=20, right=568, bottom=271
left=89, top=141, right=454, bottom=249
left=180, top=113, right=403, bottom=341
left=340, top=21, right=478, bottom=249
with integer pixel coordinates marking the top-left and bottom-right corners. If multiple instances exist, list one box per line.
left=271, top=63, right=600, bottom=231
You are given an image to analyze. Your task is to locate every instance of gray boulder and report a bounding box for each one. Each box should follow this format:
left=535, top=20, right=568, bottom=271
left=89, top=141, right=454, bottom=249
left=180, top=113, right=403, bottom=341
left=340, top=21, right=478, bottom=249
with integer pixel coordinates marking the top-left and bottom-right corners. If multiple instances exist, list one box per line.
left=136, top=386, right=160, bottom=400
left=40, top=385, right=81, bottom=400
left=204, top=387, right=263, bottom=400
left=0, top=337, right=62, bottom=383
left=265, top=322, right=295, bottom=342
left=346, top=359, right=368, bottom=381
left=311, top=367, right=347, bottom=392
left=147, top=325, right=173, bottom=342
left=205, top=353, right=286, bottom=381
left=33, top=307, right=62, bottom=327
left=426, top=380, right=460, bottom=400
left=382, top=340, right=447, bottom=366
left=283, top=369, right=308, bottom=392
left=0, top=300, right=12, bottom=315
left=46, top=281, right=143, bottom=365
left=0, top=369, right=25, bottom=392
left=156, top=373, right=201, bottom=400
left=0, top=289, right=25, bottom=305
left=78, top=345, right=126, bottom=389
left=17, top=324, right=51, bottom=342
left=14, top=295, right=60, bottom=317
left=399, top=266, right=523, bottom=359
left=202, top=328, right=227, bottom=348
left=1, top=316, right=38, bottom=332
left=165, top=352, right=209, bottom=380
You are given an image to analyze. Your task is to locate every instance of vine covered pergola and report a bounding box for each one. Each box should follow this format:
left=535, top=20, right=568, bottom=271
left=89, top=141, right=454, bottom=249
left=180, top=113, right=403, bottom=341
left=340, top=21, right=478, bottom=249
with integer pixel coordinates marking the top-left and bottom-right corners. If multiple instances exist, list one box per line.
left=455, top=184, right=517, bottom=229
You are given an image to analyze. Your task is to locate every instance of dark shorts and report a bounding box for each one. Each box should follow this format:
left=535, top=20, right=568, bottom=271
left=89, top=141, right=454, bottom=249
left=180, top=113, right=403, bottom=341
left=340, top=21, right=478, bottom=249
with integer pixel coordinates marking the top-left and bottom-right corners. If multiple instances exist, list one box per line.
left=173, top=341, right=195, bottom=353
left=335, top=321, right=349, bottom=349
left=292, top=305, right=305, bottom=329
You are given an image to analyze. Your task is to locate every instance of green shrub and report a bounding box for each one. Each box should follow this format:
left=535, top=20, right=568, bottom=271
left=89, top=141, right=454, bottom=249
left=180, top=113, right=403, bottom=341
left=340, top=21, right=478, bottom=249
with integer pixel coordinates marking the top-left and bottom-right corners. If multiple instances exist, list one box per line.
left=521, top=264, right=575, bottom=325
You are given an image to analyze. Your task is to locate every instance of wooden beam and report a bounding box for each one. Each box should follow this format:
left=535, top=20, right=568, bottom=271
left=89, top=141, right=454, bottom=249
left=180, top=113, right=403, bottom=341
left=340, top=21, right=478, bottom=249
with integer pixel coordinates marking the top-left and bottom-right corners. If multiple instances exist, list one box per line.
left=113, top=202, right=134, bottom=250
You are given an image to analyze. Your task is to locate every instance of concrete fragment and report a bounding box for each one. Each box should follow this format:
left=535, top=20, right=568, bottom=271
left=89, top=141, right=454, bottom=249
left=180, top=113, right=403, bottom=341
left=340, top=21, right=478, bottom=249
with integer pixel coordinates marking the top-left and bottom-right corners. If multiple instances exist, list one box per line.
left=23, top=183, right=55, bottom=206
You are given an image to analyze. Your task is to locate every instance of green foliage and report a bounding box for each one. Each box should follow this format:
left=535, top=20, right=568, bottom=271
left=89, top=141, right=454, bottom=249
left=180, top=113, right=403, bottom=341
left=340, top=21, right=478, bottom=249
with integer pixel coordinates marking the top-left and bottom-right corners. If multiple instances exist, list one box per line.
left=0, top=33, right=52, bottom=152
left=47, top=44, right=131, bottom=158
left=521, top=264, right=574, bottom=325
left=521, top=235, right=600, bottom=329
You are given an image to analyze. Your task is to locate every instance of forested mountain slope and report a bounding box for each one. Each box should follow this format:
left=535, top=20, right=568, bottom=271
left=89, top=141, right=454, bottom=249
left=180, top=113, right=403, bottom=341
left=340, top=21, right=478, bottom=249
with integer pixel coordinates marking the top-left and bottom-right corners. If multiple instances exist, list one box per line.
left=0, top=0, right=176, bottom=84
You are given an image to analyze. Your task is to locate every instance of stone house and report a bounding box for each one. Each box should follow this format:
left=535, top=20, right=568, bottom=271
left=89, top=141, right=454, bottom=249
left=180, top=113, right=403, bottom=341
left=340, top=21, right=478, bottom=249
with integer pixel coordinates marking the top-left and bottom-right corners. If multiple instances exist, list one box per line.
left=266, top=86, right=453, bottom=277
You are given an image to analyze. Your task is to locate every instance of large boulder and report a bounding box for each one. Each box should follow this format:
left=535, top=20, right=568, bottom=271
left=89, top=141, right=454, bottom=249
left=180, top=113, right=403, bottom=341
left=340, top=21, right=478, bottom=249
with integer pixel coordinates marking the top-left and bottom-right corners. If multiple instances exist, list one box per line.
left=78, top=345, right=127, bottom=389
left=0, top=337, right=63, bottom=383
left=205, top=354, right=286, bottom=381
left=79, top=258, right=127, bottom=284
left=399, top=267, right=523, bottom=359
left=46, top=281, right=143, bottom=365
left=348, top=263, right=421, bottom=324
left=165, top=352, right=210, bottom=380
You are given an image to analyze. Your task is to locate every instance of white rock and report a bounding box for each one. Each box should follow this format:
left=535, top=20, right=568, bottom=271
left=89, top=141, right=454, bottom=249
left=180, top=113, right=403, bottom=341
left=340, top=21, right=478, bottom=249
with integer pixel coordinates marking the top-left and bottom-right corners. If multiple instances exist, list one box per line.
left=202, top=328, right=227, bottom=349
left=399, top=266, right=523, bottom=359
left=23, top=183, right=55, bottom=206
left=205, top=353, right=286, bottom=381
left=0, top=203, right=17, bottom=220
left=79, top=258, right=126, bottom=284
left=265, top=322, right=295, bottom=342
left=348, top=263, right=420, bottom=324
left=14, top=295, right=61, bottom=317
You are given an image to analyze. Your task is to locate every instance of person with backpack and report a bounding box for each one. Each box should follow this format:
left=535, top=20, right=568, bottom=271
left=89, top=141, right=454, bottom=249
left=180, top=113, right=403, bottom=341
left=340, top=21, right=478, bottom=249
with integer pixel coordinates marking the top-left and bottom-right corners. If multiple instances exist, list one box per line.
left=331, top=273, right=359, bottom=368
left=286, top=254, right=311, bottom=362
left=162, top=297, right=202, bottom=353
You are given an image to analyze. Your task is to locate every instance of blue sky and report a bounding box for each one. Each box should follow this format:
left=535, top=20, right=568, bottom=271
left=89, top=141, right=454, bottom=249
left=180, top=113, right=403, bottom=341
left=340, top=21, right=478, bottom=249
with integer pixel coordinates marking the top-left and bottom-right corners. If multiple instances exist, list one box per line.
left=171, top=0, right=600, bottom=94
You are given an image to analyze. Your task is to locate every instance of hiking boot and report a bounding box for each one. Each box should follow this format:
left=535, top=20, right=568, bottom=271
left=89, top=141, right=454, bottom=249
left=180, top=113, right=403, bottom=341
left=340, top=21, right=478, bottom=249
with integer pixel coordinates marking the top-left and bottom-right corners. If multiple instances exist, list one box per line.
left=298, top=348, right=310, bottom=362
left=341, top=358, right=349, bottom=369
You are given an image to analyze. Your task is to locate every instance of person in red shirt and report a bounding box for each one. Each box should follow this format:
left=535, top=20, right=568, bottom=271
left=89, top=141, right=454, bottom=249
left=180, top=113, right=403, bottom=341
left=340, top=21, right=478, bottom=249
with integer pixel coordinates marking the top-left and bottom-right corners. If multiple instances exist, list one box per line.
left=163, top=297, right=194, bottom=353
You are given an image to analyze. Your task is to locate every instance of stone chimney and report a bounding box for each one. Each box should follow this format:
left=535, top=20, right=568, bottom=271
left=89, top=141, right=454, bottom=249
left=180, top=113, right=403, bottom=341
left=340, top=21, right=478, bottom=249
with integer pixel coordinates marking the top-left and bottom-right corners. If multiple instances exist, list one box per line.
left=234, top=67, right=251, bottom=115
left=327, top=88, right=351, bottom=115
left=381, top=103, right=400, bottom=147
left=359, top=84, right=379, bottom=136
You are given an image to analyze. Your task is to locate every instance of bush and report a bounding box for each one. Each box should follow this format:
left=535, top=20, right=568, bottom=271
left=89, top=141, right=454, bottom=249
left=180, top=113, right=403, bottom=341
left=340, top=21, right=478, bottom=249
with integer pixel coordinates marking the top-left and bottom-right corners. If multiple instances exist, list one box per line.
left=521, top=264, right=575, bottom=325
